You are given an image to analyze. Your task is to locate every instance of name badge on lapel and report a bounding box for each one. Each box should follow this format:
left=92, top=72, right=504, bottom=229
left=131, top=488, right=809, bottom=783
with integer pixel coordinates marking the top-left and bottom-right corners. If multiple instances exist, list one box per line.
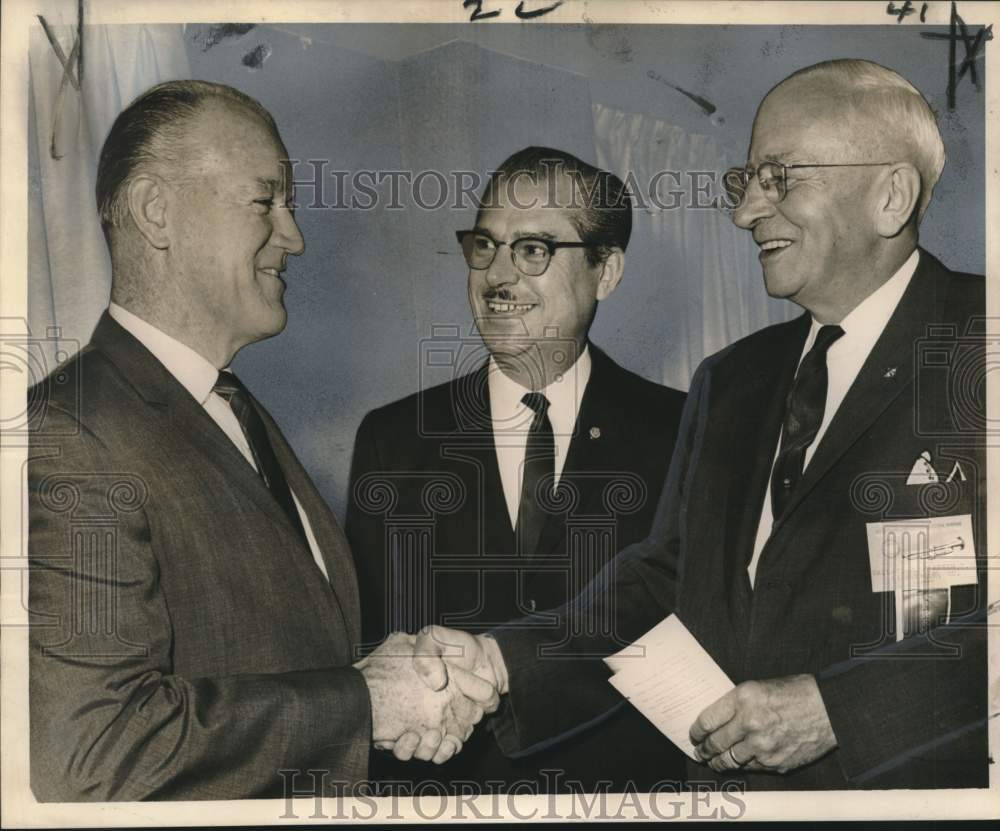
left=865, top=514, right=977, bottom=641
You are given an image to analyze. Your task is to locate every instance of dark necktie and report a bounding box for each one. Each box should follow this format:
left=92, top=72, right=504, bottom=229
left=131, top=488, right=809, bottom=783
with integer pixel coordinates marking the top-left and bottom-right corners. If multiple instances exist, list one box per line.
left=516, top=392, right=555, bottom=557
left=213, top=371, right=307, bottom=542
left=770, top=324, right=845, bottom=520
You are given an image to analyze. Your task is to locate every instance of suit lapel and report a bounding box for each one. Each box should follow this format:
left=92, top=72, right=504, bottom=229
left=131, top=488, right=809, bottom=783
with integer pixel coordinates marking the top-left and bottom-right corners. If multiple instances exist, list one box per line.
left=259, top=406, right=360, bottom=650
left=448, top=364, right=515, bottom=556
left=771, top=252, right=946, bottom=530
left=168, top=378, right=321, bottom=552
left=719, top=316, right=809, bottom=628
left=91, top=314, right=305, bottom=539
left=90, top=314, right=347, bottom=623
left=531, top=348, right=618, bottom=560
left=469, top=440, right=515, bottom=557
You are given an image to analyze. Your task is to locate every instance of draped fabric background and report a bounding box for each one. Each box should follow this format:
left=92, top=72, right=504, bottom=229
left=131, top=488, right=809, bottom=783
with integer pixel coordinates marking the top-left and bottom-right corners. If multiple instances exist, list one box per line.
left=27, top=22, right=189, bottom=367
left=592, top=104, right=795, bottom=390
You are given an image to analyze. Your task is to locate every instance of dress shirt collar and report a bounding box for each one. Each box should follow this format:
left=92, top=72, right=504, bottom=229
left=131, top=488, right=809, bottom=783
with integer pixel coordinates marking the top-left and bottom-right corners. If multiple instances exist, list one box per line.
left=803, top=248, right=920, bottom=359
left=108, top=302, right=221, bottom=406
left=487, top=344, right=592, bottom=436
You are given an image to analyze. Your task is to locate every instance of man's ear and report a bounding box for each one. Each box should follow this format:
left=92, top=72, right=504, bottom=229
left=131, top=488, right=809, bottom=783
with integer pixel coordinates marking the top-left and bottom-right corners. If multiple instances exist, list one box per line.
left=874, top=163, right=921, bottom=238
left=126, top=174, right=171, bottom=250
left=595, top=248, right=625, bottom=301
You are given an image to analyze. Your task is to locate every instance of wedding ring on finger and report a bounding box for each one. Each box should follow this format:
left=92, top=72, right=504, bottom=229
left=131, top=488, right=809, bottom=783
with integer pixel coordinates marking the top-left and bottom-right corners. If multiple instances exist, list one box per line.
left=725, top=747, right=744, bottom=768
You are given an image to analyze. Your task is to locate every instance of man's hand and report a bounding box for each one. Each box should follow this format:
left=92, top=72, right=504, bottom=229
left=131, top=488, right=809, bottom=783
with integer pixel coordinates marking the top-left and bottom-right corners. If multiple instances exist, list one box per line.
left=690, top=674, right=837, bottom=774
left=414, top=625, right=509, bottom=696
left=356, top=632, right=487, bottom=764
left=378, top=626, right=508, bottom=762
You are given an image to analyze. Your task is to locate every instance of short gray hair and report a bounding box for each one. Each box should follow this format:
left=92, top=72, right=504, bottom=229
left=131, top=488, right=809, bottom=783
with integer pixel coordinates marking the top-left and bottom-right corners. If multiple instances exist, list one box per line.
left=96, top=80, right=277, bottom=230
left=780, top=59, right=945, bottom=221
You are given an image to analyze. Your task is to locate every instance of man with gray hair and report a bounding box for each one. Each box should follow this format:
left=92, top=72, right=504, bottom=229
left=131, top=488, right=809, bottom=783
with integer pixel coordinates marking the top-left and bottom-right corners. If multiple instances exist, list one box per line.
left=28, top=79, right=492, bottom=801
left=409, top=59, right=987, bottom=790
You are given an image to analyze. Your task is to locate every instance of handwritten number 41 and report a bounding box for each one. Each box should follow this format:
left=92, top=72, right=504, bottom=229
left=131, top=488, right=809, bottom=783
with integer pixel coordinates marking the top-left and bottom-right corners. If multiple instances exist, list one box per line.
left=464, top=0, right=564, bottom=21
left=886, top=1, right=928, bottom=22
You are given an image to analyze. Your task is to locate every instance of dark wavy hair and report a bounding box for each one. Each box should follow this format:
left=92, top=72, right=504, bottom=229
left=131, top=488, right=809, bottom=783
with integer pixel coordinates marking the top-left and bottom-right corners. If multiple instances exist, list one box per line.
left=478, top=146, right=632, bottom=266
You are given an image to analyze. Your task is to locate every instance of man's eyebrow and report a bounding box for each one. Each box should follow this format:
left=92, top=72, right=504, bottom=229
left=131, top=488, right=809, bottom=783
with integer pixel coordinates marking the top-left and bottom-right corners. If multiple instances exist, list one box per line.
left=759, top=151, right=796, bottom=164
left=253, top=176, right=283, bottom=190
left=510, top=229, right=557, bottom=241
left=468, top=227, right=558, bottom=241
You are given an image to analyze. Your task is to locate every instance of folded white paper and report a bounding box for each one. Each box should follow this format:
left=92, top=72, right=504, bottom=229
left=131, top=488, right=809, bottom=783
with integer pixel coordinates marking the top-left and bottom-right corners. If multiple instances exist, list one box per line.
left=604, top=615, right=734, bottom=760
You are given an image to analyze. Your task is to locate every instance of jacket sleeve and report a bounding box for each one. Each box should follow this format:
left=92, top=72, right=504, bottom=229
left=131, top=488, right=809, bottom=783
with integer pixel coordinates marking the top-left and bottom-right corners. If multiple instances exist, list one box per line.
left=490, top=360, right=713, bottom=757
left=815, top=615, right=987, bottom=785
left=29, top=407, right=372, bottom=801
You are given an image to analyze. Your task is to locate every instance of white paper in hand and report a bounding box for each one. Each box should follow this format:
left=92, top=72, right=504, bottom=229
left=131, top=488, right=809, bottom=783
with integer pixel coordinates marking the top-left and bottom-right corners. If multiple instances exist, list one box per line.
left=604, top=614, right=734, bottom=760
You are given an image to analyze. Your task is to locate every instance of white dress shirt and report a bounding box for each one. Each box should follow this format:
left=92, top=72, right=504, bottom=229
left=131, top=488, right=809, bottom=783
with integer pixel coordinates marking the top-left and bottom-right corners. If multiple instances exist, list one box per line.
left=108, top=303, right=329, bottom=579
left=747, top=248, right=920, bottom=587
left=488, top=345, right=592, bottom=529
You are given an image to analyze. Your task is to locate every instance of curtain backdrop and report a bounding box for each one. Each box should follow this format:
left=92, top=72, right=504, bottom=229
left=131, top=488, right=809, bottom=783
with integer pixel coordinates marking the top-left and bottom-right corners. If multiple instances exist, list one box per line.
left=592, top=103, right=796, bottom=391
left=28, top=21, right=190, bottom=367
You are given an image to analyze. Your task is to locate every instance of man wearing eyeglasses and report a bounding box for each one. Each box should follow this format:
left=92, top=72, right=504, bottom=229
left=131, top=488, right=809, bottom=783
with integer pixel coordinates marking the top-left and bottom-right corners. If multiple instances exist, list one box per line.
left=408, top=60, right=986, bottom=791
left=678, top=58, right=986, bottom=789
left=345, top=146, right=686, bottom=791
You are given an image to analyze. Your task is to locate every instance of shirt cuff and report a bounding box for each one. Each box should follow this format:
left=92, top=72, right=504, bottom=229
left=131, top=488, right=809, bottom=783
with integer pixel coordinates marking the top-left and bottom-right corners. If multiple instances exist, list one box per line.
left=479, top=633, right=510, bottom=696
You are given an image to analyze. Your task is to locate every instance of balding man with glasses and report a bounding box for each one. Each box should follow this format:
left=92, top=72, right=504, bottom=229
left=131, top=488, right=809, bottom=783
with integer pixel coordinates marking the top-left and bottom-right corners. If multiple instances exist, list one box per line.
left=408, top=60, right=987, bottom=792
left=345, top=146, right=686, bottom=792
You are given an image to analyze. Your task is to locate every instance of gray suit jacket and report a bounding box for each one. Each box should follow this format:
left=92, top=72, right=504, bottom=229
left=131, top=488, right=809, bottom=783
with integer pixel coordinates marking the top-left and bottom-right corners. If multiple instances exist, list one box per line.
left=28, top=312, right=370, bottom=800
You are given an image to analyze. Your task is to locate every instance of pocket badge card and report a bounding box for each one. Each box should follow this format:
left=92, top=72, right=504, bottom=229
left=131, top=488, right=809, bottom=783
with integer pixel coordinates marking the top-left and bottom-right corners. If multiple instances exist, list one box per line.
left=866, top=514, right=977, bottom=592
left=866, top=514, right=977, bottom=640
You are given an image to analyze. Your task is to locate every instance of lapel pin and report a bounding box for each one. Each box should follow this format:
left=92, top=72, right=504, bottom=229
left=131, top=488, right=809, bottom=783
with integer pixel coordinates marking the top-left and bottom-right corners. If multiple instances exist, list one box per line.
left=883, top=366, right=898, bottom=378
left=589, top=426, right=601, bottom=440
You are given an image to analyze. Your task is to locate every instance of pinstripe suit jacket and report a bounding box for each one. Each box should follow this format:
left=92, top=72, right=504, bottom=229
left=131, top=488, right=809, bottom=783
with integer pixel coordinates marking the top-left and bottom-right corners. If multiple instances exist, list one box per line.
left=29, top=312, right=370, bottom=800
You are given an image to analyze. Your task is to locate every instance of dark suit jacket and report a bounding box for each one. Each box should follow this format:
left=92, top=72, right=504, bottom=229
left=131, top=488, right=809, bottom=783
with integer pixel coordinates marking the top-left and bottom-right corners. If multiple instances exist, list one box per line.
left=28, top=313, right=370, bottom=801
left=492, top=250, right=988, bottom=790
left=346, top=345, right=686, bottom=791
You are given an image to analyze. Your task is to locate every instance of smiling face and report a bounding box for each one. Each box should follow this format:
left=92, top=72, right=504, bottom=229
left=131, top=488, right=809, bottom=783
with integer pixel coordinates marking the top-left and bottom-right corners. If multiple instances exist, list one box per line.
left=166, top=101, right=304, bottom=359
left=732, top=80, right=888, bottom=321
left=468, top=175, right=616, bottom=385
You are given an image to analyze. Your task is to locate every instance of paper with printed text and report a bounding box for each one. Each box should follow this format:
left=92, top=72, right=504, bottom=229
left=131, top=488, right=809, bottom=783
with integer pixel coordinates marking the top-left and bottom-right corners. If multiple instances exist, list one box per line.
left=605, top=615, right=734, bottom=760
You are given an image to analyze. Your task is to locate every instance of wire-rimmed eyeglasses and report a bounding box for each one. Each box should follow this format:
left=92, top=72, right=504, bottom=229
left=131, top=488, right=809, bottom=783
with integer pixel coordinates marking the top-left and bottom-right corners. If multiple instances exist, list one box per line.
left=723, top=161, right=896, bottom=206
left=455, top=230, right=591, bottom=277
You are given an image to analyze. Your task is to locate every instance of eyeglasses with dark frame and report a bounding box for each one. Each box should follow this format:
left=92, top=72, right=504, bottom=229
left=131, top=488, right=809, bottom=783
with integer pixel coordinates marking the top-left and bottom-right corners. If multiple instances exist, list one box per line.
left=723, top=161, right=897, bottom=207
left=455, top=230, right=591, bottom=277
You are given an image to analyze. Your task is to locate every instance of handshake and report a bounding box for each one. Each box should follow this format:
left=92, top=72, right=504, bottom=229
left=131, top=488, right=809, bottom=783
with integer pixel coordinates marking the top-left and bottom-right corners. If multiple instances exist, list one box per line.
left=355, top=625, right=510, bottom=764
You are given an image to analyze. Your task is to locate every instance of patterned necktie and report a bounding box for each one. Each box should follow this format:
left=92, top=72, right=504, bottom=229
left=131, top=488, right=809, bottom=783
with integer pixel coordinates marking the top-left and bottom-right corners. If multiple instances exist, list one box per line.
left=770, top=324, right=845, bottom=520
left=212, top=371, right=307, bottom=542
left=516, top=392, right=555, bottom=557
